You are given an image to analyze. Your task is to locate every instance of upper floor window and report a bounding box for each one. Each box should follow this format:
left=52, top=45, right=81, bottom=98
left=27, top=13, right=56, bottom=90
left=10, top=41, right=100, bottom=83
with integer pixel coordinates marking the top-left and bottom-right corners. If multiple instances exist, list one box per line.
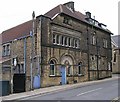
left=103, top=39, right=107, bottom=48
left=6, top=44, right=10, bottom=55
left=61, top=36, right=64, bottom=45
left=52, top=34, right=80, bottom=49
left=3, top=45, right=6, bottom=56
left=74, top=39, right=79, bottom=48
left=2, top=44, right=10, bottom=56
left=50, top=60, right=55, bottom=76
left=91, top=35, right=96, bottom=45
left=68, top=37, right=71, bottom=46
left=64, top=37, right=67, bottom=46
left=63, top=17, right=71, bottom=25
left=56, top=35, right=60, bottom=44
left=53, top=34, right=56, bottom=44
left=92, top=36, right=96, bottom=45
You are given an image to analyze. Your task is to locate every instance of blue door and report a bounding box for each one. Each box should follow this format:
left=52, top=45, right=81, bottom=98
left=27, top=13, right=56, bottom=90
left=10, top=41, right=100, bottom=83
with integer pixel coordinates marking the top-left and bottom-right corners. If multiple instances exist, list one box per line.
left=61, top=66, right=66, bottom=85
left=33, top=75, right=40, bottom=89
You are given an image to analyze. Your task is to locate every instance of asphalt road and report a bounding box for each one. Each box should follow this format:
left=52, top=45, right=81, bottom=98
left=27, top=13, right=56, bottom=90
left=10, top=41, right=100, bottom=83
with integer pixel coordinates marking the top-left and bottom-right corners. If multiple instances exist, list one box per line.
left=20, top=76, right=119, bottom=101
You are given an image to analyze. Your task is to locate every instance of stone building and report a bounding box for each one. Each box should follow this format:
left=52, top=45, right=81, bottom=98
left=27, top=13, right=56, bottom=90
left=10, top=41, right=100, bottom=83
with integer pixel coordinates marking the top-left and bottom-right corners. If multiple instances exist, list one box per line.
left=1, top=1, right=112, bottom=93
left=111, top=35, right=120, bottom=74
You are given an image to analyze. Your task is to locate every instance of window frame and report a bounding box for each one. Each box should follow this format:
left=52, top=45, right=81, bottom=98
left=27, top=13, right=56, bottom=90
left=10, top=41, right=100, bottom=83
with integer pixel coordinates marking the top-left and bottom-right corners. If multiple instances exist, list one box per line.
left=6, top=44, right=10, bottom=55
left=78, top=62, right=82, bottom=75
left=53, top=34, right=56, bottom=44
left=103, top=39, right=108, bottom=48
left=50, top=60, right=55, bottom=76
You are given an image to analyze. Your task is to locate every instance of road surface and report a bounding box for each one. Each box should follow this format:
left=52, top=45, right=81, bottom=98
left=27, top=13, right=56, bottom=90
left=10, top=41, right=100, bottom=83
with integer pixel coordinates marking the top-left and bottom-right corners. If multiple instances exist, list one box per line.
left=19, top=76, right=119, bottom=101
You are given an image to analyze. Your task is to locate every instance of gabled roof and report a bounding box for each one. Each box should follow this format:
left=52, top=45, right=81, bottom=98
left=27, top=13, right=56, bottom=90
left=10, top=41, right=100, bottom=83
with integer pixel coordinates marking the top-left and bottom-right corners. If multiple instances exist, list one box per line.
left=111, top=35, right=120, bottom=48
left=1, top=20, right=33, bottom=44
left=44, top=2, right=112, bottom=34
left=44, top=4, right=86, bottom=22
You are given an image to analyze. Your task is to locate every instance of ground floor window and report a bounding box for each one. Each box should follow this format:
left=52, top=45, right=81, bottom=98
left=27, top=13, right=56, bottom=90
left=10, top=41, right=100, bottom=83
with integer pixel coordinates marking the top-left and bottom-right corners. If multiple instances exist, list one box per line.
left=14, top=63, right=24, bottom=73
left=78, top=62, right=82, bottom=75
left=50, top=60, right=55, bottom=76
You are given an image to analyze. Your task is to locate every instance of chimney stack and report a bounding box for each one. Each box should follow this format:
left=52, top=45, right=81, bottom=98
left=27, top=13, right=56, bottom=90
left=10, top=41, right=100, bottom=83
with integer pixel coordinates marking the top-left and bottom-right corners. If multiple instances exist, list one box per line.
left=86, top=11, right=91, bottom=18
left=64, top=1, right=75, bottom=12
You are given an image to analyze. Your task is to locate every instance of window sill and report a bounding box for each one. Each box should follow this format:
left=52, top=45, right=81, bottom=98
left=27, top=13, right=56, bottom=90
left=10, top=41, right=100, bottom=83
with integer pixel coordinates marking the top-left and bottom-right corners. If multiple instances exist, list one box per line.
left=49, top=75, right=61, bottom=77
left=78, top=74, right=84, bottom=76
left=49, top=75, right=55, bottom=77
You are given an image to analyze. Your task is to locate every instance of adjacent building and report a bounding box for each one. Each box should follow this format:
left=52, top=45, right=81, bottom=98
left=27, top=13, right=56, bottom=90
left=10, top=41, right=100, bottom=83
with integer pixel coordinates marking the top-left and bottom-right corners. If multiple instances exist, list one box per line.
left=1, top=1, right=112, bottom=94
left=111, top=35, right=120, bottom=74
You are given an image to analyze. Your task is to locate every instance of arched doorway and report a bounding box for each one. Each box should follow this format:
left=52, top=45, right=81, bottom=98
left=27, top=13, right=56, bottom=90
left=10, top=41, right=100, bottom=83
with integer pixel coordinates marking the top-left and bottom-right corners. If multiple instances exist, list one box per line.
left=60, top=55, right=73, bottom=85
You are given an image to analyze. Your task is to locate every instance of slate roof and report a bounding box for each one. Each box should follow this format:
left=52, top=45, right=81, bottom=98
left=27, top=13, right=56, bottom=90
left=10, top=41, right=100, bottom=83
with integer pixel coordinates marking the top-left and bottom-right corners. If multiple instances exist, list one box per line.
left=44, top=4, right=86, bottom=22
left=1, top=20, right=33, bottom=44
left=44, top=3, right=112, bottom=34
left=111, top=35, right=120, bottom=48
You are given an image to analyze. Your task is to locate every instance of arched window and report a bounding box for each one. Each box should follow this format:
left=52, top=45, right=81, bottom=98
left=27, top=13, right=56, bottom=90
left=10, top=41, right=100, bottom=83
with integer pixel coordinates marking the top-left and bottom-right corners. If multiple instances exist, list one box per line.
left=78, top=62, right=82, bottom=75
left=70, top=38, right=73, bottom=47
left=74, top=39, right=78, bottom=48
left=61, top=36, right=64, bottom=45
left=65, top=60, right=71, bottom=75
left=68, top=37, right=71, bottom=46
left=75, top=40, right=77, bottom=47
left=92, top=36, right=96, bottom=45
left=56, top=35, right=59, bottom=44
left=65, top=37, right=67, bottom=46
left=50, top=60, right=55, bottom=76
left=53, top=34, right=56, bottom=44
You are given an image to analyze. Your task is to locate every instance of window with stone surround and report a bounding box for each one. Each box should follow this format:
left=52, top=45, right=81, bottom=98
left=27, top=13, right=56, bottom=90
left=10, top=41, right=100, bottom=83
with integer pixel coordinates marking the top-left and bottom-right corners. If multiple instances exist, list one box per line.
left=53, top=34, right=56, bottom=44
left=6, top=44, right=10, bottom=55
left=61, top=36, right=64, bottom=45
left=63, top=17, right=71, bottom=25
left=78, top=62, right=82, bottom=75
left=14, top=63, right=24, bottom=74
left=56, top=35, right=59, bottom=44
left=90, top=35, right=96, bottom=45
left=103, top=39, right=108, bottom=48
left=50, top=60, right=55, bottom=76
left=74, top=39, right=79, bottom=48
left=2, top=45, right=6, bottom=56
left=90, top=55, right=97, bottom=70
left=52, top=34, right=80, bottom=48
left=2, top=44, right=10, bottom=56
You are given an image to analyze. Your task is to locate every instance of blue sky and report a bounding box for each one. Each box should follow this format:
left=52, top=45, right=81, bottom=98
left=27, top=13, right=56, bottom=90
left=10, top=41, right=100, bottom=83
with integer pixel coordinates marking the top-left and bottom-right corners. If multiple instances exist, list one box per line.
left=0, top=0, right=119, bottom=35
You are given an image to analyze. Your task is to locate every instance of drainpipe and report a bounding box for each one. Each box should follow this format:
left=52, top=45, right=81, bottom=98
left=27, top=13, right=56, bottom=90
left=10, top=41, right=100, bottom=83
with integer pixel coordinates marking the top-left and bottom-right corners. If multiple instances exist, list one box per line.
left=23, top=37, right=26, bottom=74
left=87, top=27, right=90, bottom=81
left=30, top=11, right=35, bottom=90
left=96, top=38, right=99, bottom=80
left=10, top=40, right=13, bottom=94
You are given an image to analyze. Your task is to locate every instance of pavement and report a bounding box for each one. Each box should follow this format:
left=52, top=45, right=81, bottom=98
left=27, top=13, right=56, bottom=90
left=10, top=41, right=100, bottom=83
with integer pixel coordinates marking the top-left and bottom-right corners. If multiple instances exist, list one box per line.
left=1, top=74, right=119, bottom=101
